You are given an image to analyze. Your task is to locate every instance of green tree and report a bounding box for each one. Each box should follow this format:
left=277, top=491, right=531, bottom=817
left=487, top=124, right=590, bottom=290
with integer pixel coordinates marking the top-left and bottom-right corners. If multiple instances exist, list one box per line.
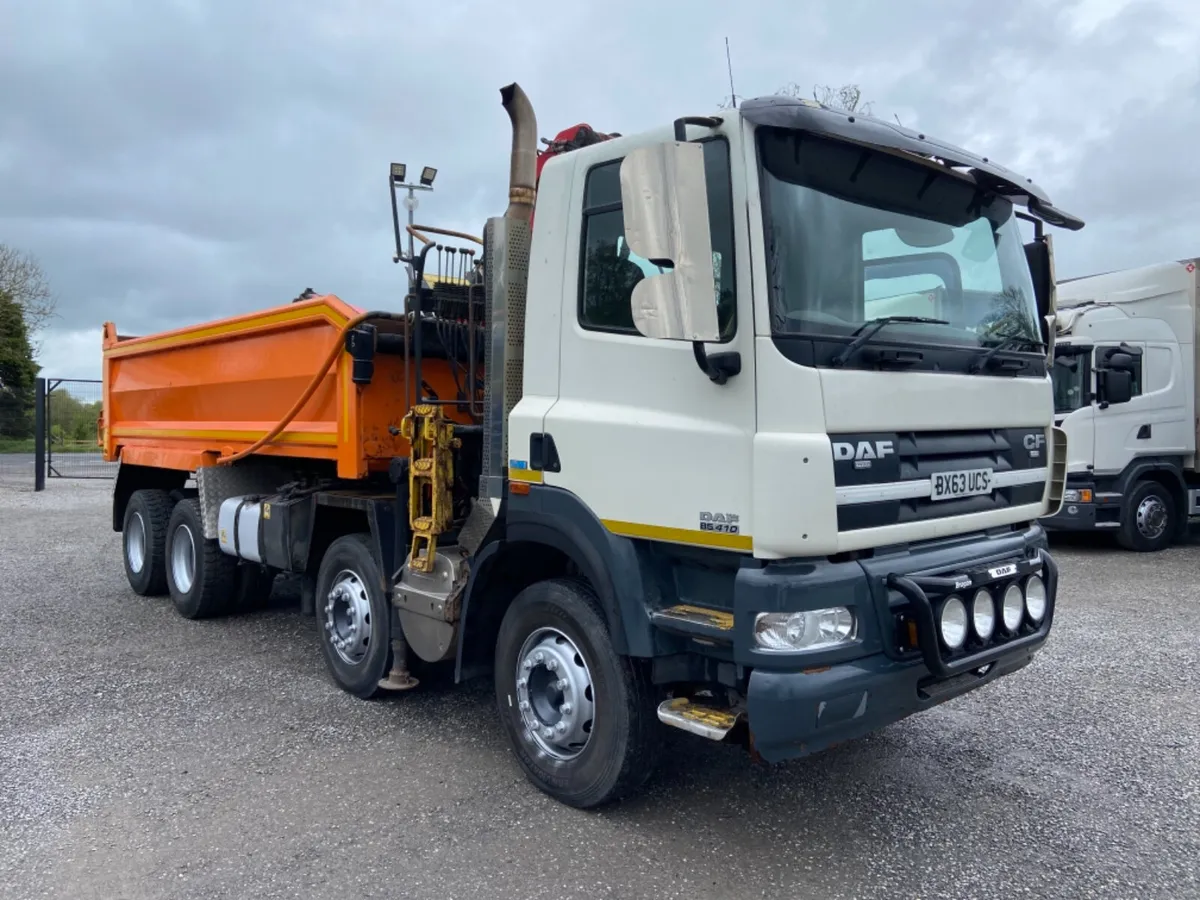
left=0, top=288, right=40, bottom=440
left=45, top=387, right=101, bottom=447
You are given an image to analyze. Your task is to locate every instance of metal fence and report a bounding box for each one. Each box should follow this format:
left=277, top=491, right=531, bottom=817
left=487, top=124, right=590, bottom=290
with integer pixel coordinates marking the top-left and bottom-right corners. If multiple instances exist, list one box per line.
left=0, top=377, right=115, bottom=489
left=45, top=379, right=113, bottom=481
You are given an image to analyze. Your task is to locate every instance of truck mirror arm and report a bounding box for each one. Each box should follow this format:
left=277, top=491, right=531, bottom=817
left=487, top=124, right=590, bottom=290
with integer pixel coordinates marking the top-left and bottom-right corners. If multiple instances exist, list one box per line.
left=670, top=115, right=740, bottom=385
left=692, top=342, right=741, bottom=385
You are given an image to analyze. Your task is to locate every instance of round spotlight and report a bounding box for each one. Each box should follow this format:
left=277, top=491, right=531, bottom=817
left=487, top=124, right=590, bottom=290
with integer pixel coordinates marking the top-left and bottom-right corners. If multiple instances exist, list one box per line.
left=939, top=596, right=968, bottom=650
left=1002, top=583, right=1024, bottom=632
left=971, top=589, right=996, bottom=641
left=1025, top=575, right=1047, bottom=624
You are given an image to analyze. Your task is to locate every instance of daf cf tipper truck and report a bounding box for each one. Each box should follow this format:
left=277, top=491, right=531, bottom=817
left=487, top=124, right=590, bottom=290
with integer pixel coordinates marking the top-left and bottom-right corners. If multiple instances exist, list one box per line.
left=1044, top=257, right=1199, bottom=550
left=100, top=82, right=1078, bottom=808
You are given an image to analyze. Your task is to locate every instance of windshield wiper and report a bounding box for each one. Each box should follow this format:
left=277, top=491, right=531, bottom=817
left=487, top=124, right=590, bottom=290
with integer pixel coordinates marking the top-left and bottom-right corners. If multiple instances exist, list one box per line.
left=969, top=334, right=1046, bottom=374
left=831, top=316, right=949, bottom=368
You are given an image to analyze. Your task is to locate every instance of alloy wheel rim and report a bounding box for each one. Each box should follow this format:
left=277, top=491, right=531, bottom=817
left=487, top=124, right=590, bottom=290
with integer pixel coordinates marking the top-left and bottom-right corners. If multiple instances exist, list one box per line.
left=514, top=627, right=596, bottom=760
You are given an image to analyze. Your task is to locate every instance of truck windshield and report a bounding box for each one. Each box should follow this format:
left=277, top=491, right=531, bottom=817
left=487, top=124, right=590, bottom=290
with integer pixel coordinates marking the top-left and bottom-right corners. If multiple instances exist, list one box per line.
left=1052, top=348, right=1089, bottom=413
left=758, top=126, right=1042, bottom=361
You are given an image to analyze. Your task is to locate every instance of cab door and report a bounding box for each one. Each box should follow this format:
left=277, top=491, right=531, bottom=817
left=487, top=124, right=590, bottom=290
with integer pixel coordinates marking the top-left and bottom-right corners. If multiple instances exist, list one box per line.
left=539, top=122, right=758, bottom=550
left=1094, top=340, right=1189, bottom=473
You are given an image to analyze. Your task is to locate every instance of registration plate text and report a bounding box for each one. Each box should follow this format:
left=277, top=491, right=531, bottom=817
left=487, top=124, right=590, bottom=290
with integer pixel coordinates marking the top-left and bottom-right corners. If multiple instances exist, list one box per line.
left=931, top=468, right=994, bottom=501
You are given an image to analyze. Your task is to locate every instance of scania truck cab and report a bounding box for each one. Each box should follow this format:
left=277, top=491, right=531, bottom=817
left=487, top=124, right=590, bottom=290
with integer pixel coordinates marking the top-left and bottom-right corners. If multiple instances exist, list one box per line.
left=1044, top=257, right=1200, bottom=550
left=104, top=86, right=1079, bottom=808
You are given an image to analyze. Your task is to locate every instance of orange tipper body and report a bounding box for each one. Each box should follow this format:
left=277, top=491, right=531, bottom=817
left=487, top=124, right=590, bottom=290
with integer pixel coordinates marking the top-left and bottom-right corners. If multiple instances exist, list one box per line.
left=100, top=294, right=466, bottom=479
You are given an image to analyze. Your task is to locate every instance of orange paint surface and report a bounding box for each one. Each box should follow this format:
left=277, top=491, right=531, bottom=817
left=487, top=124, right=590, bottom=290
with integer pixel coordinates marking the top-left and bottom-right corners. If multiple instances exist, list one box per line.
left=100, top=294, right=474, bottom=479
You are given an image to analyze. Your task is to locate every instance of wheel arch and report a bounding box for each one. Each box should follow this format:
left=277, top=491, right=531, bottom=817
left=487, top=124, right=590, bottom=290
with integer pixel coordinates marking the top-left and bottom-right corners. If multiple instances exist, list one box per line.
left=1117, top=458, right=1188, bottom=537
left=112, top=463, right=188, bottom=532
left=455, top=485, right=659, bottom=683
left=454, top=538, right=581, bottom=683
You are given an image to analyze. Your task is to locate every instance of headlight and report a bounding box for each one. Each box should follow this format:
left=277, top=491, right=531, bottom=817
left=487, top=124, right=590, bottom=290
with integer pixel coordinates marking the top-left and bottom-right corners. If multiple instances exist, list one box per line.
left=1001, top=583, right=1024, bottom=631
left=939, top=596, right=968, bottom=650
left=1025, top=575, right=1047, bottom=623
left=1062, top=489, right=1093, bottom=503
left=753, top=607, right=857, bottom=652
left=971, top=589, right=996, bottom=641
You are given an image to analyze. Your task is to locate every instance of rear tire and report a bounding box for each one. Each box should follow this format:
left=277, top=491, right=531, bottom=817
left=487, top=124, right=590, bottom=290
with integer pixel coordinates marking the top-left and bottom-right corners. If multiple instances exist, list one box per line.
left=122, top=489, right=173, bottom=596
left=494, top=577, right=661, bottom=809
left=315, top=534, right=392, bottom=699
left=1117, top=480, right=1175, bottom=552
left=165, top=498, right=239, bottom=619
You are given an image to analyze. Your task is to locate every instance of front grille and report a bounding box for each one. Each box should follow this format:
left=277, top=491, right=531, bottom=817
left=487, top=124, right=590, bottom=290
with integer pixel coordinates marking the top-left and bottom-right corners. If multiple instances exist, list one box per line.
left=832, top=428, right=1047, bottom=532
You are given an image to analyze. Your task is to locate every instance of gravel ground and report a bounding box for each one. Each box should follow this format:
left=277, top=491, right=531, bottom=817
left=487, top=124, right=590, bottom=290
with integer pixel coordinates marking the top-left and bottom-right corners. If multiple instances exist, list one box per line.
left=1, top=479, right=1198, bottom=900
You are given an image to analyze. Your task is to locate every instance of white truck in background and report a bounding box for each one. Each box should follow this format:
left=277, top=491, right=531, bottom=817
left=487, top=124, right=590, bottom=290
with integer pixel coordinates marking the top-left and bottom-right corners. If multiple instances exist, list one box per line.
left=1043, top=257, right=1200, bottom=550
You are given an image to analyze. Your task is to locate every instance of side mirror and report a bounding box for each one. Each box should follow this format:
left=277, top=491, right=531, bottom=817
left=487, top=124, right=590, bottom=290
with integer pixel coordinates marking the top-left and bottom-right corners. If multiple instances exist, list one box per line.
left=1099, top=368, right=1133, bottom=406
left=1024, top=234, right=1055, bottom=349
left=619, top=141, right=719, bottom=342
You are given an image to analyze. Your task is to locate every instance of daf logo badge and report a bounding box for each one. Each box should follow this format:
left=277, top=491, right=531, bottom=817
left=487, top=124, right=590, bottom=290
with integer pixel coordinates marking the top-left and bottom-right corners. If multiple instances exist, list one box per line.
left=832, top=440, right=895, bottom=470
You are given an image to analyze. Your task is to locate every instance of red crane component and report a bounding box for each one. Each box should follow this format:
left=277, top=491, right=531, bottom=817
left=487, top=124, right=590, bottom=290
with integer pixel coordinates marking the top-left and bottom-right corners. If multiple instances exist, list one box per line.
left=536, top=124, right=620, bottom=182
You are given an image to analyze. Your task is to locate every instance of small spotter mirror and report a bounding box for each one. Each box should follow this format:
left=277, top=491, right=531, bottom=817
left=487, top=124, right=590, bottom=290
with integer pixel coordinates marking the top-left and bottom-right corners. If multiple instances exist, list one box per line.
left=894, top=223, right=954, bottom=249
left=1105, top=351, right=1136, bottom=371
left=618, top=142, right=719, bottom=342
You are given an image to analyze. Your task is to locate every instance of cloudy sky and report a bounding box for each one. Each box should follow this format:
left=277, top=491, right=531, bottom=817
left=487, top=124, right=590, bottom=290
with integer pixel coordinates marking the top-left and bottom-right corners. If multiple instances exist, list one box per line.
left=2, top=0, right=1197, bottom=379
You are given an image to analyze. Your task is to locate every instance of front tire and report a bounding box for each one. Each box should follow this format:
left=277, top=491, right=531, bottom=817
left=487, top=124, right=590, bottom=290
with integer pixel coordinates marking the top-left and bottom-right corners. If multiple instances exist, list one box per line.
left=122, top=489, right=173, bottom=596
left=315, top=534, right=392, bottom=699
left=165, top=498, right=239, bottom=619
left=494, top=577, right=660, bottom=809
left=1118, top=480, right=1175, bottom=552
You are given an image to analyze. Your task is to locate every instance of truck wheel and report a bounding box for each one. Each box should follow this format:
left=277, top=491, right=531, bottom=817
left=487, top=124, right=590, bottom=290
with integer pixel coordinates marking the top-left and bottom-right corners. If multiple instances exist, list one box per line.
left=315, top=534, right=391, bottom=699
left=122, top=489, right=173, bottom=596
left=165, top=498, right=238, bottom=619
left=493, top=577, right=660, bottom=809
left=1118, top=480, right=1176, bottom=552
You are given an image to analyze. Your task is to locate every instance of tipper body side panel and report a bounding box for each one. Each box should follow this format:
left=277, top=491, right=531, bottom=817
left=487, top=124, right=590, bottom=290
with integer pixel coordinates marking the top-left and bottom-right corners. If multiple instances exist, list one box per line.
left=101, top=294, right=468, bottom=478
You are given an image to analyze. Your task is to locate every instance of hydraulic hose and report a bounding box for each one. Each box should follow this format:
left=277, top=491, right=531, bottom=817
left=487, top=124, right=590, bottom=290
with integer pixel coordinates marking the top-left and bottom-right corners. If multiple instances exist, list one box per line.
left=409, top=223, right=483, bottom=246
left=217, top=309, right=406, bottom=466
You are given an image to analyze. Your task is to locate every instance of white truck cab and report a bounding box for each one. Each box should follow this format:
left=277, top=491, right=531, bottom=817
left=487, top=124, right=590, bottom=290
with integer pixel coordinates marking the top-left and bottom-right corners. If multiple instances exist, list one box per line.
left=1044, top=257, right=1200, bottom=550
left=470, top=91, right=1080, bottom=802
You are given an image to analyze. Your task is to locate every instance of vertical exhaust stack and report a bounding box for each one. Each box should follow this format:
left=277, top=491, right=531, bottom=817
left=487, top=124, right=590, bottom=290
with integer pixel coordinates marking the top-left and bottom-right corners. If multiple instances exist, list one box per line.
left=500, top=82, right=538, bottom=222
left=471, top=82, right=538, bottom=537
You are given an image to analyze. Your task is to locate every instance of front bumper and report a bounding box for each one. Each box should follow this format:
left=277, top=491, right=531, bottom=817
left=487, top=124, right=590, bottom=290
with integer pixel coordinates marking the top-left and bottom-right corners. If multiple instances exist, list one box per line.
left=1041, top=476, right=1121, bottom=531
left=738, top=526, right=1057, bottom=763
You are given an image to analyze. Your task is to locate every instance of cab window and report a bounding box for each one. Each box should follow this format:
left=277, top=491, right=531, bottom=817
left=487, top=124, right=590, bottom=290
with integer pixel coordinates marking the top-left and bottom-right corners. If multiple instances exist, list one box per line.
left=578, top=138, right=736, bottom=340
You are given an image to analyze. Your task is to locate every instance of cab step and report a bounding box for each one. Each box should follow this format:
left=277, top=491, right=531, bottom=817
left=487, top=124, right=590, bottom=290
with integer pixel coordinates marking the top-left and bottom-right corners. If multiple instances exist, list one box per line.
left=650, top=604, right=734, bottom=643
left=656, top=697, right=742, bottom=741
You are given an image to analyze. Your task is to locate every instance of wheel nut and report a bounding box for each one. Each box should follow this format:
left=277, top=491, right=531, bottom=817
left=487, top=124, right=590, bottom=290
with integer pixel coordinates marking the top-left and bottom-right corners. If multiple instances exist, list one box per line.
left=542, top=727, right=553, bottom=739
left=555, top=722, right=566, bottom=734
left=534, top=652, right=544, bottom=664
left=557, top=679, right=568, bottom=691
left=517, top=678, right=527, bottom=689
left=519, top=700, right=530, bottom=711
left=547, top=659, right=558, bottom=671
left=561, top=703, right=572, bottom=715
left=522, top=659, right=532, bottom=671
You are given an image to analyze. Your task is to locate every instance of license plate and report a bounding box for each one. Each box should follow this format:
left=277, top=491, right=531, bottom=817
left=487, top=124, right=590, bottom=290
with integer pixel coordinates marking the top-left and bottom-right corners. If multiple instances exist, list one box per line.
left=930, top=467, right=994, bottom=501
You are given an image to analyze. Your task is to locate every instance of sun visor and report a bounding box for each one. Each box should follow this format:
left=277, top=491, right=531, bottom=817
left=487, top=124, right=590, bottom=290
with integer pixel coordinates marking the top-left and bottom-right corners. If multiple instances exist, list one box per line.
left=739, top=96, right=1085, bottom=230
